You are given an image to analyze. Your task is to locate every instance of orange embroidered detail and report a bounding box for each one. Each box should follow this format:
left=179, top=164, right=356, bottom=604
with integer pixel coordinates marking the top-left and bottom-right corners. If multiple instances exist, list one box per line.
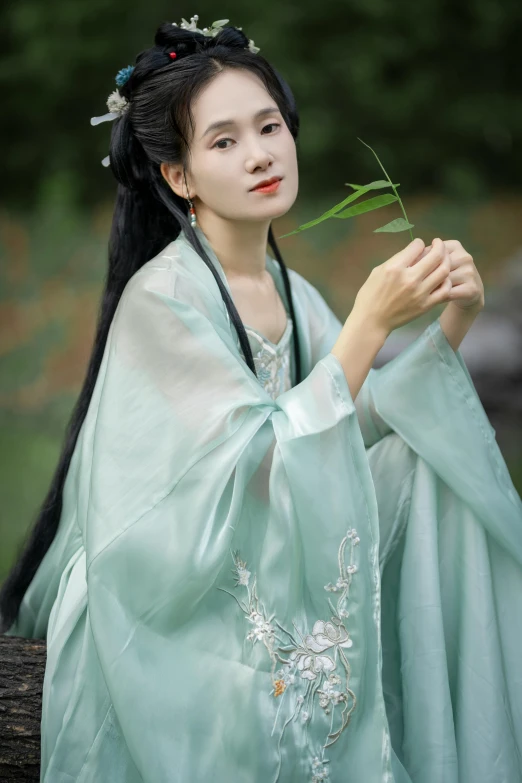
left=274, top=679, right=286, bottom=697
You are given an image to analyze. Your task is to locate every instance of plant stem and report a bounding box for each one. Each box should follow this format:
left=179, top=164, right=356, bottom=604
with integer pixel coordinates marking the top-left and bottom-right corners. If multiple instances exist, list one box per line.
left=357, top=138, right=414, bottom=241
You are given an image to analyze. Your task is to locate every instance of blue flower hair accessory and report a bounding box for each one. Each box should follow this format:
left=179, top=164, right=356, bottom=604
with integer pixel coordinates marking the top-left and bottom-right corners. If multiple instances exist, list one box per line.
left=115, top=65, right=135, bottom=87
left=90, top=14, right=259, bottom=166
left=90, top=65, right=134, bottom=137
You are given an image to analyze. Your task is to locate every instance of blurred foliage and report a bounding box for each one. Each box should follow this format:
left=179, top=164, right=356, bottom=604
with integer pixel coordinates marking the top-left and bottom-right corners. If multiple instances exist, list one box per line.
left=1, top=0, right=521, bottom=211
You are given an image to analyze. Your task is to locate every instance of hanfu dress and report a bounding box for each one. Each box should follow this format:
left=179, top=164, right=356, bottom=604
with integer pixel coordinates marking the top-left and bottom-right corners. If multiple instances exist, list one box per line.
left=4, top=224, right=522, bottom=783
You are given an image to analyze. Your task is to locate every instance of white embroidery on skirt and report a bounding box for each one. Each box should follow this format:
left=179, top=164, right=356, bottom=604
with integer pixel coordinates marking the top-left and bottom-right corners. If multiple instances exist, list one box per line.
left=217, top=528, right=360, bottom=783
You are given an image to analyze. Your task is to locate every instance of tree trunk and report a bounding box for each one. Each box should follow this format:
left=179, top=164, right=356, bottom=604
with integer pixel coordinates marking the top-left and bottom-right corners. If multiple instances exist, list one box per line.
left=0, top=635, right=44, bottom=782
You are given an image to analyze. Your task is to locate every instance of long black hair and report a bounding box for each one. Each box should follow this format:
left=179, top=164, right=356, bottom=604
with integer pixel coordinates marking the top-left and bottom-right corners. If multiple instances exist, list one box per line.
left=0, top=20, right=302, bottom=634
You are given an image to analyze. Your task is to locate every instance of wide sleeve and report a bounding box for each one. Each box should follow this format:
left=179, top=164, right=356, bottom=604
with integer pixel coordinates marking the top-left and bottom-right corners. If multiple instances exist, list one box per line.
left=83, top=265, right=358, bottom=567
left=365, top=316, right=522, bottom=563
left=300, top=277, right=521, bottom=559
left=297, top=277, right=393, bottom=447
left=80, top=260, right=395, bottom=782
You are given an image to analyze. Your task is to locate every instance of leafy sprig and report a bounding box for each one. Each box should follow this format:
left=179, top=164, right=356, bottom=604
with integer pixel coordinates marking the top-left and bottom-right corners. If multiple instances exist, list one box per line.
left=279, top=138, right=414, bottom=241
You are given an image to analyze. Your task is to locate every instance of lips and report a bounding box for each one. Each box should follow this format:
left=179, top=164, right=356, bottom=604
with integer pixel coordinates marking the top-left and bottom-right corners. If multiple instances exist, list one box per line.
left=250, top=176, right=282, bottom=191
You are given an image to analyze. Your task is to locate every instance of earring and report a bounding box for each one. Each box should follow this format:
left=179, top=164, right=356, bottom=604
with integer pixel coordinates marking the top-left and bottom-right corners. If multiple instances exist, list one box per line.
left=187, top=195, right=197, bottom=228
left=183, top=170, right=197, bottom=228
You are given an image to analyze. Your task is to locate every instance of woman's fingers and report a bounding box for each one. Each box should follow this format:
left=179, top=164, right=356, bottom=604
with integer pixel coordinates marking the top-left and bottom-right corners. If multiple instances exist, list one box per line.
left=389, top=237, right=426, bottom=268
left=409, top=238, right=447, bottom=279
left=447, top=266, right=468, bottom=286
left=419, top=239, right=452, bottom=293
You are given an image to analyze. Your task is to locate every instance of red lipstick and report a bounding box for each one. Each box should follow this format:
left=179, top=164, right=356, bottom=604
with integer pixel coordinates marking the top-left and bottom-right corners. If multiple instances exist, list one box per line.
left=250, top=176, right=283, bottom=193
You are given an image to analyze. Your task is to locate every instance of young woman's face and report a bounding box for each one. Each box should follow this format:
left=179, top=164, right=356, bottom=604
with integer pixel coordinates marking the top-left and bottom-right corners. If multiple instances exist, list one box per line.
left=186, top=68, right=298, bottom=223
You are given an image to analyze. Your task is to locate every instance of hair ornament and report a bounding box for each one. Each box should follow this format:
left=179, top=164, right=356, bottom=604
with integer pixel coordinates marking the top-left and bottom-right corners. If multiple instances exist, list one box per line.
left=91, top=14, right=260, bottom=165
left=172, top=14, right=260, bottom=53
left=90, top=86, right=130, bottom=165
left=90, top=66, right=135, bottom=163
left=115, top=65, right=135, bottom=87
left=90, top=64, right=134, bottom=130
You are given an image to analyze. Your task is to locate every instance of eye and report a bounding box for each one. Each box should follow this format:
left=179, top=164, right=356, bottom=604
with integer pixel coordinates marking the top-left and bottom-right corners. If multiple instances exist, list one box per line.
left=262, top=122, right=281, bottom=135
left=212, top=123, right=281, bottom=150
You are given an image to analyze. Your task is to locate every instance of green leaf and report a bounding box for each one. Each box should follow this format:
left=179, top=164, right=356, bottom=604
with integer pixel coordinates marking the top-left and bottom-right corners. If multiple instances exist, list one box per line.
left=332, top=193, right=398, bottom=218
left=373, top=217, right=415, bottom=233
left=278, top=182, right=398, bottom=238
left=344, top=180, right=400, bottom=191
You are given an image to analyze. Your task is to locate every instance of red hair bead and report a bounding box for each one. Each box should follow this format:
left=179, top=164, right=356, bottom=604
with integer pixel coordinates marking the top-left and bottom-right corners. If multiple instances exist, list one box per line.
left=169, top=51, right=177, bottom=60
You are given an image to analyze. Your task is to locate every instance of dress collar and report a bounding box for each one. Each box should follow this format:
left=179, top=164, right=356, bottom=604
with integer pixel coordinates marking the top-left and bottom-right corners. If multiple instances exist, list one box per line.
left=177, top=225, right=287, bottom=311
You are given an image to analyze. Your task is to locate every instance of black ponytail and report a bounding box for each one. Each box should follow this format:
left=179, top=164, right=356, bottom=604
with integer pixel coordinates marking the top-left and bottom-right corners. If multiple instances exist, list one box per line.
left=0, top=19, right=302, bottom=634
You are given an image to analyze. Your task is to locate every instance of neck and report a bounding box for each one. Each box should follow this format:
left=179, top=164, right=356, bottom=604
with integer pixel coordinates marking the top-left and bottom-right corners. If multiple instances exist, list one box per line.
left=194, top=209, right=270, bottom=282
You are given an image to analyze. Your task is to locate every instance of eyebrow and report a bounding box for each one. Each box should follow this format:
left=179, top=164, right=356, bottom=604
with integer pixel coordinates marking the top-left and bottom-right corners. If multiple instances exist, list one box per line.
left=200, top=106, right=281, bottom=141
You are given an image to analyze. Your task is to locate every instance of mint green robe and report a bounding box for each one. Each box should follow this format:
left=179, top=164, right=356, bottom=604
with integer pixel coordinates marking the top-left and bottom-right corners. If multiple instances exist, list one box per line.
left=5, top=225, right=522, bottom=783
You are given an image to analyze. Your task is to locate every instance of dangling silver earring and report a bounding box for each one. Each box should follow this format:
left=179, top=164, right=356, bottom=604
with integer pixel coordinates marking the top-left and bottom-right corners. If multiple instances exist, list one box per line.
left=187, top=194, right=197, bottom=228
left=183, top=170, right=197, bottom=228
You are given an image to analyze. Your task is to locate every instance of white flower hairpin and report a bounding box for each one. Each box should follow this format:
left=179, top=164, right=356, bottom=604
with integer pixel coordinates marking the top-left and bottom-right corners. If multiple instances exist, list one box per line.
left=173, top=15, right=260, bottom=53
left=90, top=15, right=260, bottom=167
left=90, top=67, right=135, bottom=165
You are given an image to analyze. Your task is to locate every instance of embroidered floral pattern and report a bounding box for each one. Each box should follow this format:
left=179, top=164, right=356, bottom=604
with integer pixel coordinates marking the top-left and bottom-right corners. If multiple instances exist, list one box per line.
left=219, top=549, right=280, bottom=668
left=217, top=528, right=360, bottom=783
left=311, top=755, right=331, bottom=782
left=239, top=319, right=293, bottom=400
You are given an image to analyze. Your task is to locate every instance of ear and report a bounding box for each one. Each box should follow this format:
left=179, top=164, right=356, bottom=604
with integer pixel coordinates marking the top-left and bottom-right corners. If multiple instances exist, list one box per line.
left=160, top=162, right=194, bottom=200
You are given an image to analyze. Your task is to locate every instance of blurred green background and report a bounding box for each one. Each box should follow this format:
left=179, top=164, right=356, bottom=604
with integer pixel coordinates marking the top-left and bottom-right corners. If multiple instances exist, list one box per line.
left=1, top=0, right=521, bottom=582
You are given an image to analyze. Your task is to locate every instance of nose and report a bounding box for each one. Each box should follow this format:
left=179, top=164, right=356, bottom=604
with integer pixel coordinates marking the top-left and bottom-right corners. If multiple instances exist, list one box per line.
left=245, top=136, right=274, bottom=172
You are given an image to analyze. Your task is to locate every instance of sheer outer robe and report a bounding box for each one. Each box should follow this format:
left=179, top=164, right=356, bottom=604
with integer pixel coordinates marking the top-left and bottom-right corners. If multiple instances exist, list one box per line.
left=5, top=229, right=522, bottom=783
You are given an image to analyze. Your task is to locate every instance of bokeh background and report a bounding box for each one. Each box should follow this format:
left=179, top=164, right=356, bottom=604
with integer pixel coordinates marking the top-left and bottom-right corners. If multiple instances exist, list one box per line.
left=1, top=1, right=521, bottom=582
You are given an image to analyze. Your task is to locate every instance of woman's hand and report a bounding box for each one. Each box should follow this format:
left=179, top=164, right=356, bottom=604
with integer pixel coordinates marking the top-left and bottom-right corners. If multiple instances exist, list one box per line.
left=352, top=237, right=454, bottom=338
left=420, top=239, right=485, bottom=313
left=418, top=239, right=485, bottom=351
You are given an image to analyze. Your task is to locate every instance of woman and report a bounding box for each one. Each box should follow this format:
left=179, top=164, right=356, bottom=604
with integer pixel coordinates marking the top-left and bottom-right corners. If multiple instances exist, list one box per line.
left=1, top=16, right=521, bottom=783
